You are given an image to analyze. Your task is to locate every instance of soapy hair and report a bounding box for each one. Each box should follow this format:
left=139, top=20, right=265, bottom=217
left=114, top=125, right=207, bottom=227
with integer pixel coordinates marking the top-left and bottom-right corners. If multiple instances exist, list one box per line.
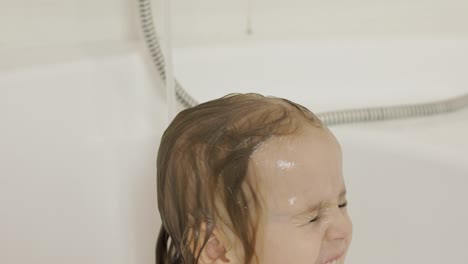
left=156, top=93, right=322, bottom=264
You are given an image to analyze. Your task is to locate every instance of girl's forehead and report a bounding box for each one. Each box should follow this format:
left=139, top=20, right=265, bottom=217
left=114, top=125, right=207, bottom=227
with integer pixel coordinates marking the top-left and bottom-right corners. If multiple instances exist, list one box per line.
left=251, top=126, right=341, bottom=169
left=249, top=126, right=344, bottom=214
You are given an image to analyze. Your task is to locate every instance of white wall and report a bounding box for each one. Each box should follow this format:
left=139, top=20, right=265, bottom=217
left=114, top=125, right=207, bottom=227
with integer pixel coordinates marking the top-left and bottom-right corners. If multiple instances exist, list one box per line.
left=171, top=0, right=468, bottom=47
left=0, top=0, right=139, bottom=51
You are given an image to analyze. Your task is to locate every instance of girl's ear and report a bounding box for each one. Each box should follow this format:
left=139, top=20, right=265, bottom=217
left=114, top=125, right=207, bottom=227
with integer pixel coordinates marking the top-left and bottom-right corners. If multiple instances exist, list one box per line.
left=193, top=223, right=231, bottom=264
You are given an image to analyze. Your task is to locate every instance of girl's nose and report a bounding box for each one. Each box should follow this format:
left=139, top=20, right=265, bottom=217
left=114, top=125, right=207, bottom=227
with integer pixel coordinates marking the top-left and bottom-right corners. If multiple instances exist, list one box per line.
left=323, top=207, right=353, bottom=241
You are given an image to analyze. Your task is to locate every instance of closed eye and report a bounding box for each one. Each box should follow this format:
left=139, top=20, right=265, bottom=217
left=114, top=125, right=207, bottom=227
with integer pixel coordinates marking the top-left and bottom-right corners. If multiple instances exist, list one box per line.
left=309, top=215, right=319, bottom=223
left=309, top=201, right=347, bottom=223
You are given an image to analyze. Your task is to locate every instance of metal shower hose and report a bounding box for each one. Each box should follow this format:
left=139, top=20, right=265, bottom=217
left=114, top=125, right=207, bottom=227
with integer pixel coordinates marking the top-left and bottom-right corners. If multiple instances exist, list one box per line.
left=138, top=0, right=468, bottom=126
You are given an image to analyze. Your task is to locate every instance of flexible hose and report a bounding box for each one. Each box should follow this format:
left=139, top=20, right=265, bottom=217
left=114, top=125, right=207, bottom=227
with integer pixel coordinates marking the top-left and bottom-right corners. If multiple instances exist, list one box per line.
left=138, top=0, right=468, bottom=125
left=317, top=93, right=468, bottom=125
left=138, top=0, right=199, bottom=109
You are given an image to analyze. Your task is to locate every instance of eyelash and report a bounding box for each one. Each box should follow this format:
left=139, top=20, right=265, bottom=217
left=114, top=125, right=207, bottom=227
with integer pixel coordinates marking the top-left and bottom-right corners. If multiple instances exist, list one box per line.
left=309, top=201, right=348, bottom=223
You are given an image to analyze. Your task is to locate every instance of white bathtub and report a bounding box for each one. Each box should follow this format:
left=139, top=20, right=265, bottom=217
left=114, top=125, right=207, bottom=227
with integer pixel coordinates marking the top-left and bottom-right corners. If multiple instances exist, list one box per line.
left=0, top=42, right=165, bottom=264
left=332, top=107, right=468, bottom=263
left=172, top=36, right=468, bottom=263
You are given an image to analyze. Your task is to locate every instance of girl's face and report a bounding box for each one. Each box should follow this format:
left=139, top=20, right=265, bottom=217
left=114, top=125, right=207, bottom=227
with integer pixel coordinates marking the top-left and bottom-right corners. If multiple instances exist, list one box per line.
left=250, top=125, right=353, bottom=264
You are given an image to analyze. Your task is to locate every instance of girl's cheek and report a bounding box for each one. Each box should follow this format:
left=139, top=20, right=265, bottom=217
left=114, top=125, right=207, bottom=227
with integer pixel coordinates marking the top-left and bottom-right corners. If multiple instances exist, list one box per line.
left=301, top=219, right=328, bottom=240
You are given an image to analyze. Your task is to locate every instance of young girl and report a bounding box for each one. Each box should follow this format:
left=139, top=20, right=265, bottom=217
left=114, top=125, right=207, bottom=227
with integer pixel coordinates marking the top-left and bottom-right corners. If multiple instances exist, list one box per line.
left=156, top=93, right=352, bottom=264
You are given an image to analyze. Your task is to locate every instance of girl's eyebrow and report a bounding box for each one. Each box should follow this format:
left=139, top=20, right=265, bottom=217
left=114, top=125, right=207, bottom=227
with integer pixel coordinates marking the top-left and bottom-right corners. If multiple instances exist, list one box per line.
left=292, top=188, right=347, bottom=218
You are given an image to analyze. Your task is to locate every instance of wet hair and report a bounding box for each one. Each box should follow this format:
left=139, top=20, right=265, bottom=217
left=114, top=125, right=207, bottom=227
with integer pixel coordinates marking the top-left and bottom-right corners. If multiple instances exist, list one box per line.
left=156, top=93, right=323, bottom=264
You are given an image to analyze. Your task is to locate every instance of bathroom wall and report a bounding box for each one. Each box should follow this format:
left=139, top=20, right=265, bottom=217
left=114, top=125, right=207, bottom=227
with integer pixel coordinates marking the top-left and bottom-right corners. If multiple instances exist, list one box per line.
left=0, top=0, right=171, bottom=71
left=0, top=0, right=138, bottom=51
left=4, top=0, right=466, bottom=53
left=171, top=0, right=468, bottom=47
